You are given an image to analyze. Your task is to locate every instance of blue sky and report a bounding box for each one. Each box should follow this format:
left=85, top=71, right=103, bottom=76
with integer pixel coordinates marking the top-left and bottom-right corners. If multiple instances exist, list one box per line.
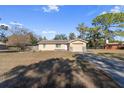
left=0, top=5, right=124, bottom=40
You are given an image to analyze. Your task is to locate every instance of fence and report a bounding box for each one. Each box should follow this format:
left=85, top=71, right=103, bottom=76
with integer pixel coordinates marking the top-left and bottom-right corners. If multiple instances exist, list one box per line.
left=26, top=45, right=39, bottom=51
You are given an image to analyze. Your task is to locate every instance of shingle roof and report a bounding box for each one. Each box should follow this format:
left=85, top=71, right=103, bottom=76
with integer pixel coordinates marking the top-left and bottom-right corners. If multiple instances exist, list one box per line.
left=38, top=40, right=69, bottom=44
left=38, top=39, right=88, bottom=44
left=106, top=43, right=124, bottom=45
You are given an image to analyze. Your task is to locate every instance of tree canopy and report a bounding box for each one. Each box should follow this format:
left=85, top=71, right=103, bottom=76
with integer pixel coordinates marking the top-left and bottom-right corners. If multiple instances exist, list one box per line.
left=69, top=32, right=76, bottom=40
left=76, top=12, right=124, bottom=48
left=76, top=23, right=88, bottom=39
left=92, top=13, right=124, bottom=29
left=92, top=12, right=124, bottom=39
left=54, top=34, right=67, bottom=40
left=0, top=24, right=9, bottom=42
left=7, top=24, right=38, bottom=50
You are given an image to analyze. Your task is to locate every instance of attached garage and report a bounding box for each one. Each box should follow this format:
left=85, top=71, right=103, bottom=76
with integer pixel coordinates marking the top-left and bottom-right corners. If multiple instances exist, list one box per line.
left=69, top=40, right=87, bottom=52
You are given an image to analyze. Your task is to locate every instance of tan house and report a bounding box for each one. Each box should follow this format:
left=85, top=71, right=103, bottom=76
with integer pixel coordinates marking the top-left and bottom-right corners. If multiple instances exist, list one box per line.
left=38, top=39, right=87, bottom=52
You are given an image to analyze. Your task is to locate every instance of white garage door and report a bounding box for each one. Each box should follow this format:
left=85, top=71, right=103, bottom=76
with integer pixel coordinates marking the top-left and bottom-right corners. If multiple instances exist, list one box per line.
left=71, top=44, right=84, bottom=52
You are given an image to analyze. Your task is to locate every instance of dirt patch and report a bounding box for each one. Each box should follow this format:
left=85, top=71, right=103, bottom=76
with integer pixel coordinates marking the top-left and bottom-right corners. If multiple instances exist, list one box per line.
left=0, top=51, right=74, bottom=75
left=0, top=53, right=119, bottom=88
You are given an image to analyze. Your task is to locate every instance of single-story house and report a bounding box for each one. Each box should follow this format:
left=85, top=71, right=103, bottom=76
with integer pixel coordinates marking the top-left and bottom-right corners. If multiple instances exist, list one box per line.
left=105, top=43, right=124, bottom=50
left=38, top=39, right=87, bottom=52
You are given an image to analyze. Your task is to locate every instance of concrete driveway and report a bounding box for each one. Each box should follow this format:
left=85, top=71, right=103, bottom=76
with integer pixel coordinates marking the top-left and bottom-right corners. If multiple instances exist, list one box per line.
left=82, top=53, right=124, bottom=87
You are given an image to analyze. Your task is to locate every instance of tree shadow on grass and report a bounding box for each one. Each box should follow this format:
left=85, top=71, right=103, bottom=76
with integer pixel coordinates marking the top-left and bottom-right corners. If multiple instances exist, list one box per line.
left=0, top=58, right=88, bottom=88
left=0, top=55, right=119, bottom=88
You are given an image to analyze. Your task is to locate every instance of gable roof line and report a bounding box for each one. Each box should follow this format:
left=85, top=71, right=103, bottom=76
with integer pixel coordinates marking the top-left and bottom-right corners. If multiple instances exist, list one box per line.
left=38, top=39, right=88, bottom=44
left=69, top=39, right=88, bottom=43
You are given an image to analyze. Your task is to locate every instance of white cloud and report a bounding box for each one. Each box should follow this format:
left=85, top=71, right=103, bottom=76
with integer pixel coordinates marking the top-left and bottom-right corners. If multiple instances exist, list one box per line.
left=100, top=6, right=124, bottom=15
left=100, top=11, right=107, bottom=15
left=9, top=21, right=23, bottom=26
left=110, top=6, right=121, bottom=13
left=42, top=5, right=60, bottom=13
left=42, top=30, right=57, bottom=34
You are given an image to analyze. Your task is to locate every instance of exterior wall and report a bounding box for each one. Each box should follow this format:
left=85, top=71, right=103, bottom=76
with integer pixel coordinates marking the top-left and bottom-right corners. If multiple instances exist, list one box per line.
left=38, top=40, right=87, bottom=52
left=39, top=44, right=67, bottom=51
left=69, top=41, right=86, bottom=52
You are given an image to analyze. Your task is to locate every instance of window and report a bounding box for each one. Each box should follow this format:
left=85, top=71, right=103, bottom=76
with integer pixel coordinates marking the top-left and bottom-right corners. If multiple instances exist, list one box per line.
left=56, top=44, right=61, bottom=48
left=43, top=44, right=46, bottom=48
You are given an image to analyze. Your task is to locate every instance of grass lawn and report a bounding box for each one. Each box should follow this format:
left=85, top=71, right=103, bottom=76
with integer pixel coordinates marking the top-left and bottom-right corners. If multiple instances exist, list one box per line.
left=88, top=49, right=124, bottom=54
left=98, top=53, right=124, bottom=61
left=0, top=51, right=119, bottom=88
left=88, top=49, right=124, bottom=61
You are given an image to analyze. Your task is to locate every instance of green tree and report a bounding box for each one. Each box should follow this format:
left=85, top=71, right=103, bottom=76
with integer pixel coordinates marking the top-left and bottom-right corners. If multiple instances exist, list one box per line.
left=43, top=36, right=47, bottom=40
left=38, top=36, right=43, bottom=41
left=0, top=24, right=9, bottom=43
left=0, top=18, right=9, bottom=43
left=54, top=34, right=67, bottom=40
left=26, top=32, right=38, bottom=45
left=92, top=12, right=124, bottom=42
left=114, top=30, right=124, bottom=37
left=76, top=23, right=88, bottom=40
left=69, top=32, right=76, bottom=40
left=87, top=26, right=103, bottom=49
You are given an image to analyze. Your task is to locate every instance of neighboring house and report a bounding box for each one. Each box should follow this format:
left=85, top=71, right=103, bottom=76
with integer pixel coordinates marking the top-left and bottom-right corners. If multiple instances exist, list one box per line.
left=0, top=42, right=7, bottom=50
left=38, top=39, right=87, bottom=52
left=105, top=43, right=124, bottom=50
